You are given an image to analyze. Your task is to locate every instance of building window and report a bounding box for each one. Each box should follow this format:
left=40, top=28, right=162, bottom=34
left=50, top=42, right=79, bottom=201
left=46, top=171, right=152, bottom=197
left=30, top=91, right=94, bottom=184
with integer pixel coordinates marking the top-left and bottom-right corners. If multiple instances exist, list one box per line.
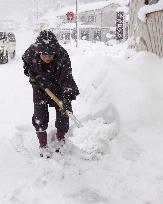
left=80, top=15, right=86, bottom=23
left=65, top=33, right=70, bottom=40
left=81, top=30, right=89, bottom=40
left=7, top=33, right=16, bottom=42
left=145, top=0, right=159, bottom=5
left=0, top=32, right=6, bottom=40
left=88, top=15, right=96, bottom=23
left=94, top=30, right=101, bottom=41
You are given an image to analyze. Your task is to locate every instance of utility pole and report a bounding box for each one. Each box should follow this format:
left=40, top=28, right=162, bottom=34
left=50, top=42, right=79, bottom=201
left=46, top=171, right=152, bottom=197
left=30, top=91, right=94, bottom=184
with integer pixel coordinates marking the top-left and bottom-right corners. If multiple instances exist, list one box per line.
left=100, top=11, right=102, bottom=27
left=35, top=0, right=39, bottom=31
left=75, top=0, right=78, bottom=47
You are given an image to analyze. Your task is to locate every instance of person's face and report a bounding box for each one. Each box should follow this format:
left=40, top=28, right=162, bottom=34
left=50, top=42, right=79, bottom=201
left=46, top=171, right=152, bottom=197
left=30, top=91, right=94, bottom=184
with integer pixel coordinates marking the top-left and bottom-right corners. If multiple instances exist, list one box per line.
left=40, top=54, right=54, bottom=63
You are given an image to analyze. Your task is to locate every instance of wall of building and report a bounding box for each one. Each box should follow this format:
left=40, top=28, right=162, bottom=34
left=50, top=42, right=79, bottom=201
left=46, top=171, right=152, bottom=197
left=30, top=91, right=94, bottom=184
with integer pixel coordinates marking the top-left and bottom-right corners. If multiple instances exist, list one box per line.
left=57, top=4, right=119, bottom=28
left=95, top=4, right=119, bottom=27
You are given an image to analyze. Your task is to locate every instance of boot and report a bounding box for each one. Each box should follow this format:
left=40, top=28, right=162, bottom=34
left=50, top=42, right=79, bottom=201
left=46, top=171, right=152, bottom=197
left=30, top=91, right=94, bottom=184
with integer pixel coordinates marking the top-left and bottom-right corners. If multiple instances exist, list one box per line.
left=55, top=129, right=66, bottom=152
left=36, top=131, right=47, bottom=148
left=56, top=129, right=66, bottom=141
left=39, top=146, right=51, bottom=158
left=36, top=131, right=51, bottom=158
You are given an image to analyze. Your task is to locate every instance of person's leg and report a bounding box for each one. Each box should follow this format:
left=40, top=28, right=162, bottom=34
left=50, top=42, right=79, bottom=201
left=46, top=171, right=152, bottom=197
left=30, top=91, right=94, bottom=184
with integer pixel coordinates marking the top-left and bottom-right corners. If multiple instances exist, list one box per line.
left=32, top=103, right=49, bottom=147
left=32, top=88, right=49, bottom=147
left=55, top=108, right=69, bottom=141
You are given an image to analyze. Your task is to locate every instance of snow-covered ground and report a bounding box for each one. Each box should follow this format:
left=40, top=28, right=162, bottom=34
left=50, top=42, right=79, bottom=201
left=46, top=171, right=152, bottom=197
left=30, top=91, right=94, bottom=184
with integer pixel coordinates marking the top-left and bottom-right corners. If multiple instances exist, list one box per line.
left=0, top=29, right=163, bottom=204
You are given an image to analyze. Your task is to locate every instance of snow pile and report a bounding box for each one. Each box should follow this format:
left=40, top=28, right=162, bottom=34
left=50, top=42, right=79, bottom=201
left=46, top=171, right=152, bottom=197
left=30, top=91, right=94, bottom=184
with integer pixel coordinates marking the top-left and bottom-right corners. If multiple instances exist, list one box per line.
left=68, top=41, right=163, bottom=156
left=138, top=0, right=163, bottom=22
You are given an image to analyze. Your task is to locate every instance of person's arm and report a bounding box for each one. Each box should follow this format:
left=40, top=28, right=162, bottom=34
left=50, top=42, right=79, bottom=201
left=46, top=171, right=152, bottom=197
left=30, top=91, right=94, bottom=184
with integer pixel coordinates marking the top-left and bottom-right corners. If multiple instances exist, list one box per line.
left=60, top=50, right=79, bottom=100
left=22, top=45, right=37, bottom=77
left=22, top=45, right=42, bottom=88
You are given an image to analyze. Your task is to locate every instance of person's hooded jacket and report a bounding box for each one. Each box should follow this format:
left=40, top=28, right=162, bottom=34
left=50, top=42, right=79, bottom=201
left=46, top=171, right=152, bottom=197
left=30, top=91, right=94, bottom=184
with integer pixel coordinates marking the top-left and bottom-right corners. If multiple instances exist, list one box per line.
left=22, top=30, right=79, bottom=104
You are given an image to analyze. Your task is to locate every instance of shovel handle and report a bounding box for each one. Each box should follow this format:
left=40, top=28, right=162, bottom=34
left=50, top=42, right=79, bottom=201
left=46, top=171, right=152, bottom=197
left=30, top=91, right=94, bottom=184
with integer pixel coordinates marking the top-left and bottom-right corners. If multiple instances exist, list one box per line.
left=44, top=88, right=63, bottom=109
left=44, top=88, right=82, bottom=128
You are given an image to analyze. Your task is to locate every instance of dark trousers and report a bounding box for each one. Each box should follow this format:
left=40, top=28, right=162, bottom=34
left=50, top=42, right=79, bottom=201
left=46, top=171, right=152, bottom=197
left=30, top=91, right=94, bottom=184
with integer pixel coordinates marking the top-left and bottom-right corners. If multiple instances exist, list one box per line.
left=32, top=102, right=70, bottom=132
left=32, top=88, right=70, bottom=133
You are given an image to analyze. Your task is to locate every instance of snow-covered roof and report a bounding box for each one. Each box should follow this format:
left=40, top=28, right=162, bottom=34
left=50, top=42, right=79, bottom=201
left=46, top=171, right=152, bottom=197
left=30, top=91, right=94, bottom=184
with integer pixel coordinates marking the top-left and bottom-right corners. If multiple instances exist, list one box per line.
left=138, top=0, right=163, bottom=22
left=56, top=0, right=129, bottom=16
left=116, top=6, right=129, bottom=13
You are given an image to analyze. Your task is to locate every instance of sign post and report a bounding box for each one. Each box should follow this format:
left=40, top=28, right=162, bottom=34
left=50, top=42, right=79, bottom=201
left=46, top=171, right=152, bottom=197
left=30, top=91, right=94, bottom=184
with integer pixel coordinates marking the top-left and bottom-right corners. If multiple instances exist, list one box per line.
left=75, top=0, right=78, bottom=47
left=66, top=11, right=74, bottom=44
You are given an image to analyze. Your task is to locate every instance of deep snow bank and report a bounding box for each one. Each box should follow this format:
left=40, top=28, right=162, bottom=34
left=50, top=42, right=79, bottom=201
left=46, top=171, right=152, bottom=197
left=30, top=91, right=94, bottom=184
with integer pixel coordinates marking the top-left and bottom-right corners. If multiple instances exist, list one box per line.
left=73, top=49, right=163, bottom=129
left=68, top=42, right=163, bottom=154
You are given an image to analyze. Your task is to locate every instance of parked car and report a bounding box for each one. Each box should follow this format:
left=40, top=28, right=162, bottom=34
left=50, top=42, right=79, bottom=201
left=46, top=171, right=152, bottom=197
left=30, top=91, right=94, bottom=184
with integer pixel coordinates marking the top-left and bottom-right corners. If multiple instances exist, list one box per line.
left=0, top=32, right=16, bottom=64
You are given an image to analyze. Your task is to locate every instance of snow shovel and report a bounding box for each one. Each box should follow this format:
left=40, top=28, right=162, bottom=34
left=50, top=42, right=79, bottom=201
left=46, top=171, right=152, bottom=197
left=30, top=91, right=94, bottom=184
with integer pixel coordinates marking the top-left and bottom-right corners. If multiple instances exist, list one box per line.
left=44, top=87, right=82, bottom=128
left=32, top=76, right=82, bottom=128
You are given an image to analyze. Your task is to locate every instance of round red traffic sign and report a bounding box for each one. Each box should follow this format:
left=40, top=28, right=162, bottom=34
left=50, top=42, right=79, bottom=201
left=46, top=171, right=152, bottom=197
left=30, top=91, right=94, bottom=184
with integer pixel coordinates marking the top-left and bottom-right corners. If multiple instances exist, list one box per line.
left=66, top=11, right=75, bottom=21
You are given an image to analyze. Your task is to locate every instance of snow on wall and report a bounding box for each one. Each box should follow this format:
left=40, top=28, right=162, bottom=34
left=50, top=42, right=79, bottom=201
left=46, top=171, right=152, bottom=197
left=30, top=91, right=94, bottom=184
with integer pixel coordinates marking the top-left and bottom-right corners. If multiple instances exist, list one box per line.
left=138, top=0, right=163, bottom=22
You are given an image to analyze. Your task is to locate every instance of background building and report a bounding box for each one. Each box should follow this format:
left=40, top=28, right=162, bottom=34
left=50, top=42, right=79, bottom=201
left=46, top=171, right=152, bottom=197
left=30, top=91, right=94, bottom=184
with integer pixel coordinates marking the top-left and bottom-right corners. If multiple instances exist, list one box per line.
left=52, top=1, right=128, bottom=44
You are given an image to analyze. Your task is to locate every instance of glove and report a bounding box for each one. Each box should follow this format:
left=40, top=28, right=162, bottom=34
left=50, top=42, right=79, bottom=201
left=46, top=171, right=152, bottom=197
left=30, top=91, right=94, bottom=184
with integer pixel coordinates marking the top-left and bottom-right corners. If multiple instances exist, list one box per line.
left=63, top=89, right=76, bottom=101
left=29, top=76, right=46, bottom=89
left=62, top=94, right=72, bottom=112
left=29, top=76, right=37, bottom=85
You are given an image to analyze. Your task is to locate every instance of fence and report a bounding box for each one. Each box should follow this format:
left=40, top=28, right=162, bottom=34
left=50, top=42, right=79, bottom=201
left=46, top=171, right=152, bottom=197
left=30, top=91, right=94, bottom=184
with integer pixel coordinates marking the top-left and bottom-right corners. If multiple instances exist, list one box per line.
left=138, top=10, right=163, bottom=58
left=129, top=0, right=163, bottom=58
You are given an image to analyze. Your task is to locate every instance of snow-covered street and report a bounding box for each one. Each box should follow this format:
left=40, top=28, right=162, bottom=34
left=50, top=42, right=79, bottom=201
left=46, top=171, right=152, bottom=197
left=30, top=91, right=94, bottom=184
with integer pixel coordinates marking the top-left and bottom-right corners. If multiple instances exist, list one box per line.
left=0, top=28, right=163, bottom=204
